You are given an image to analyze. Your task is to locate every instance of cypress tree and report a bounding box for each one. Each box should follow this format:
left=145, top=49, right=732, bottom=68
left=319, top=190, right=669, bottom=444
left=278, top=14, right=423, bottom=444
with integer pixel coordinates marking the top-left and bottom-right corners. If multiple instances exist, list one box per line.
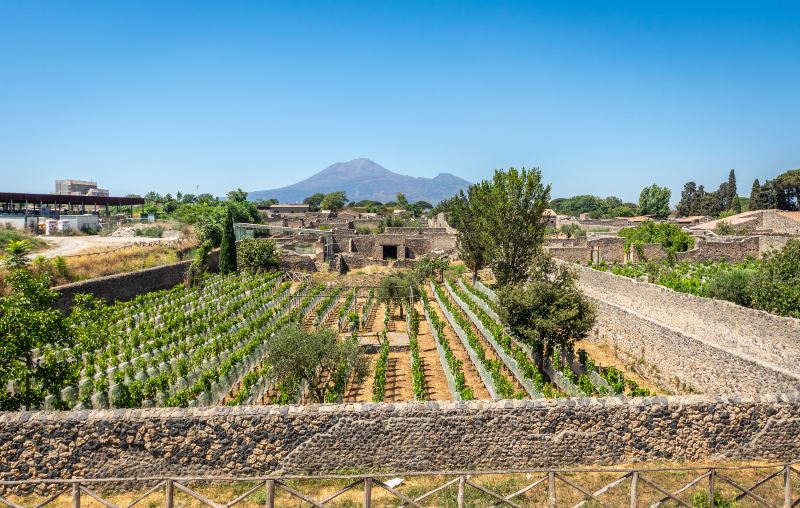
left=726, top=169, right=737, bottom=210
left=750, top=179, right=762, bottom=210
left=219, top=206, right=237, bottom=274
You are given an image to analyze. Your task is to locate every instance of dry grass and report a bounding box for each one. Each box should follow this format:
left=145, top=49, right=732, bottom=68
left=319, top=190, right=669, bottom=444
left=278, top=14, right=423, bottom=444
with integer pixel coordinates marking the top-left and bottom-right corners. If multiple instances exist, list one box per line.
left=6, top=461, right=797, bottom=507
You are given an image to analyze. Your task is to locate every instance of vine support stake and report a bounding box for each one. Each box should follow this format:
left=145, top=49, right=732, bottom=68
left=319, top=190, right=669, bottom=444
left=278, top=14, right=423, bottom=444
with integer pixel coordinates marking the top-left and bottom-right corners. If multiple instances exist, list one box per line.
left=72, top=482, right=80, bottom=508
left=548, top=471, right=556, bottom=508
left=630, top=471, right=638, bottom=508
left=457, top=475, right=465, bottom=508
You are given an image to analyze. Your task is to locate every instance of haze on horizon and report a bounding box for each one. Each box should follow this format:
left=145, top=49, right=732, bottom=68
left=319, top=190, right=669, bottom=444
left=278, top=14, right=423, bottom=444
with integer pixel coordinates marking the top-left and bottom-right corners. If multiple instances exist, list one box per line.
left=1, top=1, right=798, bottom=202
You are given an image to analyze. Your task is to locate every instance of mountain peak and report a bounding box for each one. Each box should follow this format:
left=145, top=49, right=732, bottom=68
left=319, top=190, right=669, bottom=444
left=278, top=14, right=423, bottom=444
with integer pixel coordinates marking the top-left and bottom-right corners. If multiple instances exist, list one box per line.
left=250, top=159, right=470, bottom=204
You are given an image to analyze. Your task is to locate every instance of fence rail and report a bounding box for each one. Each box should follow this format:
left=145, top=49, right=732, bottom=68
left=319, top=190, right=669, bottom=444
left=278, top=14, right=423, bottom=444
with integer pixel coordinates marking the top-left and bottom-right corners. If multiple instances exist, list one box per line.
left=2, top=463, right=799, bottom=507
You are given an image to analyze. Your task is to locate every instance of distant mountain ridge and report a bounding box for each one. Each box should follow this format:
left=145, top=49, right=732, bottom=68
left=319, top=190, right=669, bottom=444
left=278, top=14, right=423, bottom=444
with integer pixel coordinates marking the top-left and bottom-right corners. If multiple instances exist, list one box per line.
left=249, top=158, right=469, bottom=204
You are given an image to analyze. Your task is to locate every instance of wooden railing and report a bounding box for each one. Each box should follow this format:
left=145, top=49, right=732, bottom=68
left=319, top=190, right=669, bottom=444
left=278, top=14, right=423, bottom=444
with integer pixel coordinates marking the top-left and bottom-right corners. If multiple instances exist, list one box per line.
left=1, top=463, right=799, bottom=507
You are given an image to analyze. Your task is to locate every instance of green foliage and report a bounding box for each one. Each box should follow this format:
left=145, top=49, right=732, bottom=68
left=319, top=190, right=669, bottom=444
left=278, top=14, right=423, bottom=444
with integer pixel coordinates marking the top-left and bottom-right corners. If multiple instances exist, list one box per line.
left=497, top=253, right=596, bottom=358
left=709, top=267, right=757, bottom=307
left=134, top=225, right=165, bottom=238
left=421, top=290, right=473, bottom=400
left=236, top=238, right=280, bottom=273
left=638, top=183, right=671, bottom=219
left=184, top=240, right=212, bottom=287
left=748, top=239, right=800, bottom=318
left=266, top=324, right=368, bottom=403
left=303, top=192, right=326, bottom=211
left=320, top=191, right=347, bottom=211
left=378, top=272, right=419, bottom=318
left=218, top=207, right=237, bottom=274
left=407, top=305, right=427, bottom=400
left=412, top=257, right=449, bottom=283
left=0, top=269, right=76, bottom=410
left=619, top=221, right=695, bottom=255
left=447, top=187, right=489, bottom=282
left=692, top=491, right=738, bottom=508
left=774, top=168, right=800, bottom=210
left=372, top=331, right=390, bottom=402
left=550, top=195, right=636, bottom=218
left=355, top=226, right=374, bottom=235
left=558, top=224, right=583, bottom=239
left=2, top=240, right=31, bottom=269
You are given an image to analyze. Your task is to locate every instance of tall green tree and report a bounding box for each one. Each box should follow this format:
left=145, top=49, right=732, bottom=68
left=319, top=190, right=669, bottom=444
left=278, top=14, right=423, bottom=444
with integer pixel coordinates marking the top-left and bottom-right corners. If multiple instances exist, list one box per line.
left=726, top=169, right=738, bottom=210
left=218, top=206, right=237, bottom=274
left=472, top=167, right=551, bottom=286
left=378, top=272, right=419, bottom=318
left=448, top=188, right=489, bottom=284
left=750, top=179, right=763, bottom=210
left=320, top=191, right=347, bottom=211
left=396, top=192, right=409, bottom=209
left=773, top=169, right=800, bottom=210
left=303, top=193, right=325, bottom=211
left=748, top=240, right=800, bottom=318
left=0, top=269, right=76, bottom=410
left=676, top=182, right=697, bottom=217
left=638, top=184, right=672, bottom=219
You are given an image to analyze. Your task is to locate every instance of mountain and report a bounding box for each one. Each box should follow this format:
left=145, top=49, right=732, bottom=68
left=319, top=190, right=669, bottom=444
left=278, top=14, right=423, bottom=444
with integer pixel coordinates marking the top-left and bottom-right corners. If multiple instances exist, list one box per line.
left=249, top=158, right=470, bottom=204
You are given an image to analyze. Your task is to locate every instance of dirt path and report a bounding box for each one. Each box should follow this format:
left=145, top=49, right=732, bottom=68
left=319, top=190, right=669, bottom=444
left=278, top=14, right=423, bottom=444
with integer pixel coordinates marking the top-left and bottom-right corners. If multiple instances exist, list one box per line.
left=413, top=301, right=452, bottom=401
left=384, top=351, right=414, bottom=402
left=425, top=286, right=491, bottom=400
left=37, top=235, right=175, bottom=258
left=344, top=354, right=377, bottom=402
left=574, top=339, right=663, bottom=394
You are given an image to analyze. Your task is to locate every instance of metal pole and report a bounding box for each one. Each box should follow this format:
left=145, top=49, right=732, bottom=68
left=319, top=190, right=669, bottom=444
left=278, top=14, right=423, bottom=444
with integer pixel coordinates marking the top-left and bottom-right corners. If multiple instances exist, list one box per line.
left=266, top=479, right=275, bottom=508
left=630, top=472, right=638, bottom=508
left=457, top=475, right=465, bottom=508
left=364, top=477, right=372, bottom=508
left=72, top=482, right=80, bottom=508
left=548, top=471, right=556, bottom=508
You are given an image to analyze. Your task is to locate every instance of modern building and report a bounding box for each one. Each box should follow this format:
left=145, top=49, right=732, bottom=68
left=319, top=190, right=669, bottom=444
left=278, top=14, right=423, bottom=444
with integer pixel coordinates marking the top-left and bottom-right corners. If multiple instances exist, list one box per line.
left=55, top=179, right=110, bottom=197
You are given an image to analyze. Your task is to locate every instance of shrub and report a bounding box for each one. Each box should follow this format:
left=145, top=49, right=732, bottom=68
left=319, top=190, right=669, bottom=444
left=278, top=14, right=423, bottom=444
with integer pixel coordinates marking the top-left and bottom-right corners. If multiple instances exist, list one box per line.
left=748, top=240, right=800, bottom=318
left=135, top=225, right=165, bottom=238
left=619, top=221, right=695, bottom=255
left=705, top=267, right=754, bottom=306
left=236, top=238, right=280, bottom=273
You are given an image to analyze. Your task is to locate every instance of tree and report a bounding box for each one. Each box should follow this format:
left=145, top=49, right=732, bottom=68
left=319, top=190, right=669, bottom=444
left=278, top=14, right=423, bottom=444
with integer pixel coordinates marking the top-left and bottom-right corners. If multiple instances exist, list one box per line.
left=676, top=182, right=697, bottom=217
left=185, top=240, right=212, bottom=287
left=218, top=206, right=237, bottom=274
left=471, top=167, right=552, bottom=286
left=638, top=184, right=671, bottom=219
left=237, top=239, right=280, bottom=272
left=396, top=192, right=409, bottom=210
left=412, top=257, right=449, bottom=283
left=226, top=188, right=248, bottom=202
left=320, top=191, right=347, bottom=211
left=0, top=269, right=76, bottom=410
left=726, top=169, right=737, bottom=210
left=773, top=169, right=800, bottom=210
left=2, top=240, right=31, bottom=270
left=750, top=179, right=763, bottom=210
left=144, top=191, right=162, bottom=203
left=748, top=239, right=800, bottom=318
left=497, top=253, right=595, bottom=358
left=303, top=193, right=325, bottom=211
left=619, top=221, right=694, bottom=255
left=264, top=325, right=368, bottom=403
left=378, top=272, right=419, bottom=318
left=448, top=189, right=489, bottom=284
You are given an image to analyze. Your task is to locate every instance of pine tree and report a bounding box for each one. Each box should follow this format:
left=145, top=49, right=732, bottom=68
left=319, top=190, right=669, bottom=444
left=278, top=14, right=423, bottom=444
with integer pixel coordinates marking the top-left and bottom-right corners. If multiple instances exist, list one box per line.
left=219, top=206, right=237, bottom=274
left=750, top=179, right=762, bottom=210
left=727, top=169, right=737, bottom=211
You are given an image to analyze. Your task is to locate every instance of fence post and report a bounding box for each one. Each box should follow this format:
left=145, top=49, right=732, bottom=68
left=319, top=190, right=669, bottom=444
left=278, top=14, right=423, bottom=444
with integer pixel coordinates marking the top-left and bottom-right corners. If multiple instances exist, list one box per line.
left=630, top=471, right=638, bottom=508
left=708, top=468, right=715, bottom=508
left=72, top=482, right=80, bottom=508
left=457, top=475, right=466, bottom=508
left=785, top=465, right=792, bottom=508
left=266, top=479, right=275, bottom=508
left=165, top=479, right=174, bottom=508
left=364, top=477, right=372, bottom=508
left=548, top=471, right=556, bottom=508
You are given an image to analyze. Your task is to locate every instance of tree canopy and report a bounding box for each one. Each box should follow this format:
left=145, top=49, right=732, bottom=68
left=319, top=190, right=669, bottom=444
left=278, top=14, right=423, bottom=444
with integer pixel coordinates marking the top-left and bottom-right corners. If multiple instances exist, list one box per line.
left=638, top=184, right=671, bottom=219
left=320, top=191, right=347, bottom=211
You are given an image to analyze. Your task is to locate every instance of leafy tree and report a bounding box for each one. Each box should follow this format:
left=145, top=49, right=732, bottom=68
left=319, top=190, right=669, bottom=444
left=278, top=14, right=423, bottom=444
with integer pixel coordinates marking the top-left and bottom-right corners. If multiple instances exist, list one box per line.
left=472, top=167, right=551, bottom=286
left=676, top=182, right=697, bottom=217
left=558, top=224, right=583, bottom=239
left=378, top=272, right=419, bottom=318
left=218, top=207, right=237, bottom=274
left=0, top=269, right=76, bottom=410
left=773, top=169, right=800, bottom=210
left=706, top=267, right=754, bottom=307
left=731, top=195, right=742, bottom=213
left=264, top=325, right=368, bottom=403
left=226, top=188, right=248, bottom=202
left=185, top=240, right=212, bottom=287
left=726, top=169, right=737, bottom=210
left=144, top=191, right=162, bottom=203
left=181, top=193, right=197, bottom=204
left=303, top=193, right=325, bottom=211
left=396, top=192, right=409, bottom=209
left=638, top=184, right=671, bottom=219
left=412, top=257, right=449, bottom=283
left=2, top=240, right=31, bottom=270
left=447, top=188, right=489, bottom=284
left=497, top=253, right=595, bottom=358
left=237, top=239, right=280, bottom=272
left=750, top=179, right=763, bottom=210
left=411, top=200, right=433, bottom=215
left=748, top=240, right=800, bottom=318
left=320, top=191, right=347, bottom=211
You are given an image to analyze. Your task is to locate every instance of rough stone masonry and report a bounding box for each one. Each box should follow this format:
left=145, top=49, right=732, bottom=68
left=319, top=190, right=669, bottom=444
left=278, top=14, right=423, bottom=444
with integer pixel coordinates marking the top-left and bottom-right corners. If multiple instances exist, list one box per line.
left=2, top=395, right=800, bottom=480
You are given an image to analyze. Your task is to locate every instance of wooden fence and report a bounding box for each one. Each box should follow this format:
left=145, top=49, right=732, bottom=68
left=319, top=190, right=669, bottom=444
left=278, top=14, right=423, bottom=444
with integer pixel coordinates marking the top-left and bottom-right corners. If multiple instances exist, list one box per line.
left=1, top=463, right=799, bottom=507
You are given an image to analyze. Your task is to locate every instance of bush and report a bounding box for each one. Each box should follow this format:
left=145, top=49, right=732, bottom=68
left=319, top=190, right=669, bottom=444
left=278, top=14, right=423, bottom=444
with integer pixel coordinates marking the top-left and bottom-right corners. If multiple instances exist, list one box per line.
left=135, top=225, right=165, bottom=238
left=236, top=238, right=280, bottom=273
left=748, top=239, right=800, bottom=318
left=619, top=221, right=695, bottom=255
left=705, top=267, right=754, bottom=306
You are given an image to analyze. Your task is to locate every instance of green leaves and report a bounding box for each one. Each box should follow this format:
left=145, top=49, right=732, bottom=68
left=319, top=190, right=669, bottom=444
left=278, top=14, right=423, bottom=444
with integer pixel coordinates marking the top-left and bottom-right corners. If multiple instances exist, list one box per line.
left=638, top=183, right=671, bottom=219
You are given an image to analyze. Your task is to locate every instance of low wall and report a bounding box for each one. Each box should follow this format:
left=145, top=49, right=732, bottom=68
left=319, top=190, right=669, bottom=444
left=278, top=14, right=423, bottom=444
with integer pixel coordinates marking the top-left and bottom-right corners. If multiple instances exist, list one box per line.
left=2, top=395, right=800, bottom=480
left=55, top=251, right=220, bottom=310
left=572, top=264, right=800, bottom=394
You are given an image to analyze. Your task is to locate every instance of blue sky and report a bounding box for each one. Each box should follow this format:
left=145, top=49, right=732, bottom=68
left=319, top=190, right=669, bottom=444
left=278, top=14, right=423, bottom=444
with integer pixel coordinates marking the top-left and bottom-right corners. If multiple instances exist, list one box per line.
left=1, top=1, right=798, bottom=203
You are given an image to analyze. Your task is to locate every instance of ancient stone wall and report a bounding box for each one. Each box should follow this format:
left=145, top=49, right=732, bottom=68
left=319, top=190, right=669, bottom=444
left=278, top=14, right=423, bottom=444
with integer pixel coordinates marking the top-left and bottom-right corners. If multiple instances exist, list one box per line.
left=2, top=395, right=799, bottom=480
left=572, top=264, right=800, bottom=394
left=54, top=251, right=220, bottom=310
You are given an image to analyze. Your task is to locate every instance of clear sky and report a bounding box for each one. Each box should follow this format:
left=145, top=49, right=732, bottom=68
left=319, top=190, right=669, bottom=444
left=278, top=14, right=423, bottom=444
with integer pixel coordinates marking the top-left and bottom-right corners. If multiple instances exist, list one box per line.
left=1, top=1, right=798, bottom=203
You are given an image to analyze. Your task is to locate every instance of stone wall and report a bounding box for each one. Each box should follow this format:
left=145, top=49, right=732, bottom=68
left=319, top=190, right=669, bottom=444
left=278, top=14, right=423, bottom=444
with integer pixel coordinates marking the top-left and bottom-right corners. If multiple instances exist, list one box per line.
left=54, top=251, right=220, bottom=310
left=572, top=264, right=800, bottom=395
left=2, top=395, right=800, bottom=480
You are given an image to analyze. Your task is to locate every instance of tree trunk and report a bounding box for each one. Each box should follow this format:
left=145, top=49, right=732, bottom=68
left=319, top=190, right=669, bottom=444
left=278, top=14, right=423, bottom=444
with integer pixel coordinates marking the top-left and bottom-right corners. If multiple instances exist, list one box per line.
left=24, top=352, right=32, bottom=411
left=472, top=268, right=478, bottom=286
